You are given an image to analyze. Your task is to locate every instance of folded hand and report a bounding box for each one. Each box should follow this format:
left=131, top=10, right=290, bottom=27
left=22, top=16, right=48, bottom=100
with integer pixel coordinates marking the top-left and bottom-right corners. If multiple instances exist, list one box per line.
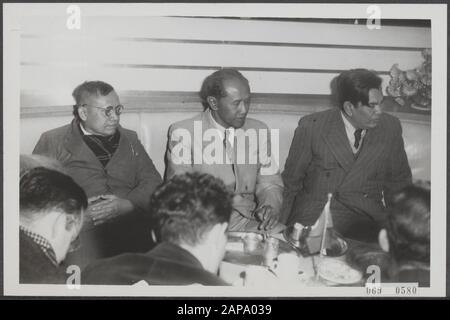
left=86, top=195, right=134, bottom=226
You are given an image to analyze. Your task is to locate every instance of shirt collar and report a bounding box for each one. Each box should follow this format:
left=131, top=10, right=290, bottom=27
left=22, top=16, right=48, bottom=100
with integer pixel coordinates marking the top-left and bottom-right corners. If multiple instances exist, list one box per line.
left=341, top=111, right=358, bottom=132
left=207, top=109, right=235, bottom=140
left=340, top=112, right=366, bottom=136
left=79, top=122, right=93, bottom=136
left=20, top=225, right=59, bottom=266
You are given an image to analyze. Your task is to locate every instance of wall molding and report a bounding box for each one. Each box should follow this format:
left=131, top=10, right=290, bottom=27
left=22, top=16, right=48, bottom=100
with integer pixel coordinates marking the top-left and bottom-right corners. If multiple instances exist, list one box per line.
left=22, top=34, right=426, bottom=52
left=20, top=91, right=431, bottom=124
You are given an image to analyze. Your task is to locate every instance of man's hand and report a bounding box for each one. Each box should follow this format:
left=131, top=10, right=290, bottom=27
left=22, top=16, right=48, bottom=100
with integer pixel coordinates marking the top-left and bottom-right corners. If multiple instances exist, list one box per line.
left=253, top=205, right=280, bottom=231
left=86, top=195, right=134, bottom=226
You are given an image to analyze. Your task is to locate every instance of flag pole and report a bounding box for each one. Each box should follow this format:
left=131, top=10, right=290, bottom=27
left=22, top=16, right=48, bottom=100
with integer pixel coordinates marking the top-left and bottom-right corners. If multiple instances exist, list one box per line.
left=316, top=193, right=333, bottom=280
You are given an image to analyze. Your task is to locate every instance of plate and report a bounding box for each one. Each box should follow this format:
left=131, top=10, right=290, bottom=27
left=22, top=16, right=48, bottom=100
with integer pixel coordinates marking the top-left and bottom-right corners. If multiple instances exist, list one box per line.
left=317, top=259, right=362, bottom=285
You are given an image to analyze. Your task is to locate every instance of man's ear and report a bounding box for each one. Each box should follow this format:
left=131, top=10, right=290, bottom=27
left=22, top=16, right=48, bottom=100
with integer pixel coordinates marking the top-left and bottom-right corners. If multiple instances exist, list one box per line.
left=342, top=101, right=354, bottom=117
left=207, top=96, right=219, bottom=111
left=78, top=106, right=88, bottom=121
left=378, top=228, right=390, bottom=253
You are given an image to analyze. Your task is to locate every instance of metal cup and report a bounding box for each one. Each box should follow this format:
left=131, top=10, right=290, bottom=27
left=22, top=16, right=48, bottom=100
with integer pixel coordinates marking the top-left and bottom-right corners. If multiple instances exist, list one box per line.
left=243, top=233, right=261, bottom=254
left=263, top=237, right=279, bottom=267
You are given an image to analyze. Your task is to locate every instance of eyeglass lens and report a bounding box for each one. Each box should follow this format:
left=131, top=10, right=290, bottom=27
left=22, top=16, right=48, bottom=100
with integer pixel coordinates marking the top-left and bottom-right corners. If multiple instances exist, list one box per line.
left=104, top=105, right=124, bottom=117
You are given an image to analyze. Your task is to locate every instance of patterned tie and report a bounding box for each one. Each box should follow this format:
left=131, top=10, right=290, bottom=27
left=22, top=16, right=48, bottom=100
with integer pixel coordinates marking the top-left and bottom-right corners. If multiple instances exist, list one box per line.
left=354, top=129, right=363, bottom=149
left=224, top=128, right=234, bottom=164
left=224, top=129, right=236, bottom=190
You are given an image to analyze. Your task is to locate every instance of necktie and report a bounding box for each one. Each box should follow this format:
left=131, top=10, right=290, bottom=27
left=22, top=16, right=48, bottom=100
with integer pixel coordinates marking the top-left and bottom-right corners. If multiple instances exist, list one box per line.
left=224, top=129, right=236, bottom=190
left=224, top=129, right=234, bottom=164
left=354, top=129, right=363, bottom=149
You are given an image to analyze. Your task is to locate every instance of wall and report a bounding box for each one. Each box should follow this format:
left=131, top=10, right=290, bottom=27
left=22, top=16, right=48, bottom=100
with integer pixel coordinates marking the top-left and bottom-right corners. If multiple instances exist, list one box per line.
left=20, top=16, right=431, bottom=107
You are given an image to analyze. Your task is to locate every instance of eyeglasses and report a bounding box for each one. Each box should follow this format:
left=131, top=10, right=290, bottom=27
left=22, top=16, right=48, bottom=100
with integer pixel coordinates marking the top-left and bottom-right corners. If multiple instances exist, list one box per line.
left=79, top=104, right=124, bottom=117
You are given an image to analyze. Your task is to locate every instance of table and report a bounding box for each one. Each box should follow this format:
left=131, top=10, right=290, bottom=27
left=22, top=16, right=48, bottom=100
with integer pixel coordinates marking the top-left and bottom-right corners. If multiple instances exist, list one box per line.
left=219, top=231, right=363, bottom=287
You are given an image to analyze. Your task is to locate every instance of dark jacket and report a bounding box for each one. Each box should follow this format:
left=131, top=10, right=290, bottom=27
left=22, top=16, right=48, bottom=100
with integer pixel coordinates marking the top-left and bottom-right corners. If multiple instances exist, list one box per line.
left=395, top=261, right=430, bottom=287
left=33, top=119, right=162, bottom=212
left=281, top=108, right=412, bottom=241
left=20, top=230, right=67, bottom=284
left=33, top=119, right=163, bottom=266
left=82, top=242, right=229, bottom=286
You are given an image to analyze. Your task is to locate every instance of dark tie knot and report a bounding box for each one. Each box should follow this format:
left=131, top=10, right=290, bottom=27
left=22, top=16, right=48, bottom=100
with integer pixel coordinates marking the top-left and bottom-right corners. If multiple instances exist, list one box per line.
left=354, top=129, right=363, bottom=149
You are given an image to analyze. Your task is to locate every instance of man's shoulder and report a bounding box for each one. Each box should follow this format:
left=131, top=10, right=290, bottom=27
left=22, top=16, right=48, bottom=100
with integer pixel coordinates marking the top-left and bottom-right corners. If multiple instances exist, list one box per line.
left=297, top=108, right=337, bottom=128
left=380, top=112, right=402, bottom=125
left=169, top=112, right=204, bottom=131
left=242, top=117, right=269, bottom=130
left=119, top=126, right=139, bottom=140
left=39, top=123, right=72, bottom=139
left=82, top=253, right=155, bottom=285
left=82, top=250, right=227, bottom=286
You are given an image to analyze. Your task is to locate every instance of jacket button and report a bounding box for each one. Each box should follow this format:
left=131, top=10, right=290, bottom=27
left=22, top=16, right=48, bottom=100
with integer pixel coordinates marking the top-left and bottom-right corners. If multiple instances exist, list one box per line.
left=363, top=193, right=368, bottom=198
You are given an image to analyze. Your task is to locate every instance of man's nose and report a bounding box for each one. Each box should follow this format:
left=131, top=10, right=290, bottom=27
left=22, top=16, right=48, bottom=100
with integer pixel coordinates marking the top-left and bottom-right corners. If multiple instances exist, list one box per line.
left=109, top=111, right=120, bottom=121
left=239, top=100, right=249, bottom=113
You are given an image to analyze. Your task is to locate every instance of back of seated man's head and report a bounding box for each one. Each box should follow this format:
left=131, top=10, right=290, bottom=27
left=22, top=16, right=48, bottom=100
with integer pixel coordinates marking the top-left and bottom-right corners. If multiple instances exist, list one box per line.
left=20, top=154, right=65, bottom=177
left=150, top=172, right=233, bottom=273
left=20, top=167, right=88, bottom=264
left=379, top=184, right=430, bottom=265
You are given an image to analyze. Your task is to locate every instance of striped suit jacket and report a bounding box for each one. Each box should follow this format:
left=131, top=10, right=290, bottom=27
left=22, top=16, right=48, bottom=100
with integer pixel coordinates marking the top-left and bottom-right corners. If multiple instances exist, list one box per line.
left=281, top=108, right=412, bottom=240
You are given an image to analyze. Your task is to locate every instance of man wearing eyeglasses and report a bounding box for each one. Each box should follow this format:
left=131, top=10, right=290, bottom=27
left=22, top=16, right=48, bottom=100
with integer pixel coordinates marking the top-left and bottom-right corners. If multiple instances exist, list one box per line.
left=33, top=81, right=162, bottom=267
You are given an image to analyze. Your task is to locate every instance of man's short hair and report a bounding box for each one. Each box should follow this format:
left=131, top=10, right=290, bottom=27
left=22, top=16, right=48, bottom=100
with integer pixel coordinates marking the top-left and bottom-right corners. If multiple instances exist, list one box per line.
left=386, top=184, right=430, bottom=264
left=72, top=81, right=115, bottom=119
left=150, top=172, right=233, bottom=246
left=20, top=154, right=65, bottom=177
left=199, top=68, right=250, bottom=110
left=334, top=68, right=382, bottom=110
left=20, top=167, right=88, bottom=222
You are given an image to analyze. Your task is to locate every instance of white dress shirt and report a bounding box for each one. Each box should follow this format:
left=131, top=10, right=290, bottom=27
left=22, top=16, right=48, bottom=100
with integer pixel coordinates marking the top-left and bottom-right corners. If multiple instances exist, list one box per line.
left=207, top=109, right=235, bottom=163
left=340, top=112, right=366, bottom=153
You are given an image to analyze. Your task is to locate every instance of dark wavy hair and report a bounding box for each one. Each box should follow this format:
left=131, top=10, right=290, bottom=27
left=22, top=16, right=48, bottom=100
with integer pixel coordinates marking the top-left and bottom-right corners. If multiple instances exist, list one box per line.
left=333, top=68, right=382, bottom=110
left=386, top=184, right=430, bottom=264
left=20, top=167, right=88, bottom=221
left=149, top=172, right=233, bottom=246
left=199, top=68, right=250, bottom=110
left=72, top=81, right=115, bottom=119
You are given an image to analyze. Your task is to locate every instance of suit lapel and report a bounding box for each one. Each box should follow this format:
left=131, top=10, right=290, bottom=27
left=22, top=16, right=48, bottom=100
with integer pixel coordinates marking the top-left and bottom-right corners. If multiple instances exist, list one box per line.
left=106, top=126, right=127, bottom=168
left=62, top=120, right=103, bottom=167
left=322, top=109, right=355, bottom=172
left=349, top=118, right=387, bottom=175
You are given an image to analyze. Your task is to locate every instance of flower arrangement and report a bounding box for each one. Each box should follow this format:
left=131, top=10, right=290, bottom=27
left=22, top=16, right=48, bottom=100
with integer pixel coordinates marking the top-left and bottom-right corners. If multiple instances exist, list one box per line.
left=386, top=48, right=431, bottom=111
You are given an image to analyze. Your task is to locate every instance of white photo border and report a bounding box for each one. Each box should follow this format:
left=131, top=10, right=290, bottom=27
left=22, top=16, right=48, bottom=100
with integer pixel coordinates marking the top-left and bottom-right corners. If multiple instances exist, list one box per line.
left=3, top=2, right=447, bottom=297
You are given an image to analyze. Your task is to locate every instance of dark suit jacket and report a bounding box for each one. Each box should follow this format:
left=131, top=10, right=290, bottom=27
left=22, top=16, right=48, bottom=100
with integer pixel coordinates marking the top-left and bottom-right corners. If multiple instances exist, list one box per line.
left=20, top=230, right=67, bottom=284
left=281, top=108, right=412, bottom=241
left=33, top=119, right=162, bottom=212
left=82, top=242, right=229, bottom=286
left=166, top=111, right=283, bottom=232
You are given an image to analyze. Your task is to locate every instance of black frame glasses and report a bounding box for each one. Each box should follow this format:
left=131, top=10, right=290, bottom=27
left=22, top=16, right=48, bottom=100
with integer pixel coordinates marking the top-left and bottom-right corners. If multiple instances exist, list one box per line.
left=79, top=104, right=124, bottom=117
